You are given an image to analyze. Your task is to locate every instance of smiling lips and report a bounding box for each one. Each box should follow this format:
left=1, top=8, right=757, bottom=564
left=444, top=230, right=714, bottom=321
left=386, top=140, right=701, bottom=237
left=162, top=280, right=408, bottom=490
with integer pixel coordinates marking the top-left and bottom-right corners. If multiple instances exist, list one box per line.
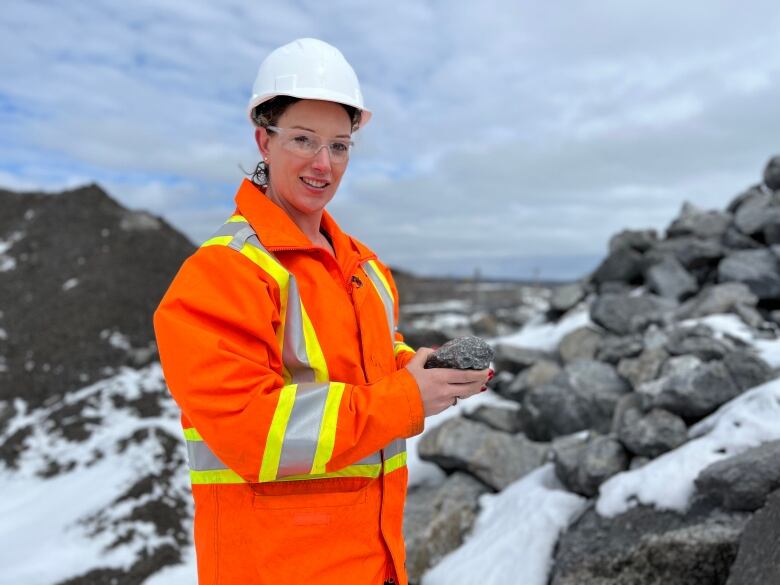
left=301, top=177, right=330, bottom=189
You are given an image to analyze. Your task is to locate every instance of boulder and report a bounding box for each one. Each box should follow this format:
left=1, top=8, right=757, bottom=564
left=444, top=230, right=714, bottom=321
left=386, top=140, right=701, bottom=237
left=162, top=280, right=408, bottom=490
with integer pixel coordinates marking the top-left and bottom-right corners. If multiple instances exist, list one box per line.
left=550, top=504, right=750, bottom=585
left=417, top=417, right=548, bottom=490
left=521, top=360, right=631, bottom=440
left=590, top=293, right=676, bottom=336
left=552, top=432, right=629, bottom=497
left=665, top=325, right=734, bottom=361
left=463, top=404, right=523, bottom=434
left=722, top=225, right=763, bottom=251
left=404, top=472, right=489, bottom=585
left=645, top=255, right=699, bottom=301
left=694, top=440, right=780, bottom=511
left=764, top=155, right=780, bottom=190
left=650, top=360, right=742, bottom=419
left=558, top=326, right=602, bottom=364
left=726, top=185, right=765, bottom=215
left=733, top=190, right=780, bottom=236
left=596, top=333, right=644, bottom=364
left=550, top=282, right=586, bottom=313
left=718, top=248, right=780, bottom=300
left=674, top=282, right=758, bottom=320
left=645, top=236, right=725, bottom=270
left=666, top=202, right=732, bottom=240
left=492, top=343, right=552, bottom=375
left=608, top=229, right=659, bottom=253
left=725, top=488, right=780, bottom=585
left=500, top=359, right=561, bottom=403
left=722, top=349, right=773, bottom=391
left=617, top=346, right=669, bottom=389
left=591, top=247, right=644, bottom=285
left=617, top=406, right=688, bottom=458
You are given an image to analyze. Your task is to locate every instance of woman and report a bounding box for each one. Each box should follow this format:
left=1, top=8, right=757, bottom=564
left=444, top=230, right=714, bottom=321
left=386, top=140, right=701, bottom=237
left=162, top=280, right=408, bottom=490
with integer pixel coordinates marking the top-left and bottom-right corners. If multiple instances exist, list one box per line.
left=154, top=38, right=490, bottom=585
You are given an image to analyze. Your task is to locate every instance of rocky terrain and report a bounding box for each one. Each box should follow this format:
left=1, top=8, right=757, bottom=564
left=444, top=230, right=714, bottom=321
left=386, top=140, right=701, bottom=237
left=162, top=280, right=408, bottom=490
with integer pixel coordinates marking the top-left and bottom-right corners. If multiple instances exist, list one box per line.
left=1, top=155, right=779, bottom=584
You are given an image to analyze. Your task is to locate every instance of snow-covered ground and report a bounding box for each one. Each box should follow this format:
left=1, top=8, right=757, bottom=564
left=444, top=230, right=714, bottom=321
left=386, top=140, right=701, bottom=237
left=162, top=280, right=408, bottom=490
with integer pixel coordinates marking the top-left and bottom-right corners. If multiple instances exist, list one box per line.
left=491, top=308, right=592, bottom=352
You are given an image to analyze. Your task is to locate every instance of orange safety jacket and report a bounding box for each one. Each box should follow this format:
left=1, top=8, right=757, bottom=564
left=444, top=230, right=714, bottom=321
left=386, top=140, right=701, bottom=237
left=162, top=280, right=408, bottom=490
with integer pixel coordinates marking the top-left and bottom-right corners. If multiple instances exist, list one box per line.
left=154, top=179, right=424, bottom=585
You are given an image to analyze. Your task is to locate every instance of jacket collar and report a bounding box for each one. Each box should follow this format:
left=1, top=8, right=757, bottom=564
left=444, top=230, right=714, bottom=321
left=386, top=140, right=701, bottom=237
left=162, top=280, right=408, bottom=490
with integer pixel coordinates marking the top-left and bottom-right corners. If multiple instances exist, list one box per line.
left=233, top=178, right=376, bottom=266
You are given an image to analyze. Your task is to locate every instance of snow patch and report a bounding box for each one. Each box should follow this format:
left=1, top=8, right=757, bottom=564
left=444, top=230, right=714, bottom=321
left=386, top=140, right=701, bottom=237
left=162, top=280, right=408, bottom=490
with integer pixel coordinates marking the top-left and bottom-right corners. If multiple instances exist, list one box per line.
left=597, top=378, right=780, bottom=516
left=421, top=465, right=588, bottom=585
left=491, top=308, right=592, bottom=352
left=62, top=278, right=79, bottom=291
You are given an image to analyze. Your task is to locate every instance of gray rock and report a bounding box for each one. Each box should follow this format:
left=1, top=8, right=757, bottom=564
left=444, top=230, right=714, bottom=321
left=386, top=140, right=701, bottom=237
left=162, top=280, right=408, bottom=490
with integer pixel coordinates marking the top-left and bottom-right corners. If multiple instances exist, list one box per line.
left=417, top=417, right=548, bottom=490
left=598, top=281, right=633, bottom=295
left=558, top=326, right=603, bottom=364
left=424, top=336, right=494, bottom=370
left=609, top=228, right=659, bottom=253
left=500, top=359, right=561, bottom=402
left=636, top=355, right=702, bottom=409
left=665, top=325, right=734, bottom=361
left=617, top=346, right=669, bottom=389
left=596, top=333, right=644, bottom=364
left=552, top=432, right=629, bottom=497
left=726, top=488, right=780, bottom=585
left=521, top=360, right=632, bottom=440
left=646, top=255, right=699, bottom=301
left=590, top=293, right=677, bottom=336
left=722, top=225, right=763, bottom=251
left=727, top=185, right=765, bottom=214
left=765, top=155, right=780, bottom=190
left=718, top=248, right=780, bottom=300
left=463, top=405, right=523, bottom=433
left=723, top=349, right=774, bottom=391
left=652, top=360, right=742, bottom=419
left=550, top=282, right=586, bottom=313
left=695, top=441, right=780, bottom=511
left=733, top=190, right=780, bottom=236
left=646, top=236, right=725, bottom=270
left=732, top=302, right=767, bottom=330
left=550, top=505, right=750, bottom=585
left=674, top=282, right=758, bottom=320
left=492, top=343, right=552, bottom=374
left=666, top=201, right=732, bottom=240
left=617, top=407, right=688, bottom=458
left=591, top=247, right=644, bottom=285
left=404, top=472, right=489, bottom=585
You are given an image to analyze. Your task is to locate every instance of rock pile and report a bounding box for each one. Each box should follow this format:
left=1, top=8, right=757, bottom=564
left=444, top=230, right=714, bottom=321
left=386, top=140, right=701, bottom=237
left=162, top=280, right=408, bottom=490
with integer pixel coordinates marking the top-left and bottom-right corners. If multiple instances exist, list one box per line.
left=404, top=155, right=780, bottom=584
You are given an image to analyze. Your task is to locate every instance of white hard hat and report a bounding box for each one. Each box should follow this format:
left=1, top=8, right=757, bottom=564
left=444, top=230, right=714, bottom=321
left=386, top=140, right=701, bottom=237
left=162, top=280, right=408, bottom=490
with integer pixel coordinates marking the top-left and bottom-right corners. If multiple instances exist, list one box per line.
left=248, top=38, right=371, bottom=130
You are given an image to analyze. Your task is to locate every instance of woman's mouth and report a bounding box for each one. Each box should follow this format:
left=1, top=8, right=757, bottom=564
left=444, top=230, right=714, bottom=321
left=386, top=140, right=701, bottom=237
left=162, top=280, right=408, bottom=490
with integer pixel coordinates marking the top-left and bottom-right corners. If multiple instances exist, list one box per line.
left=300, top=177, right=330, bottom=190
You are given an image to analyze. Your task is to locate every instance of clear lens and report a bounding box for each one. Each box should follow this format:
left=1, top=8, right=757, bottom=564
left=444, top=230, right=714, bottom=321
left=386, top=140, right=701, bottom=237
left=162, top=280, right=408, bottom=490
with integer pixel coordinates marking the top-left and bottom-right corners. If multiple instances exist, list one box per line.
left=266, top=126, right=352, bottom=163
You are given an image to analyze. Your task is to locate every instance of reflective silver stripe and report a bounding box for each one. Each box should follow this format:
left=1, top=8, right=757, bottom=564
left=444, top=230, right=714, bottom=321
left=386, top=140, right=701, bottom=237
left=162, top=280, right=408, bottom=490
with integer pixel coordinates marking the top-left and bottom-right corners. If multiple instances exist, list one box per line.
left=362, top=262, right=395, bottom=341
left=356, top=451, right=382, bottom=466
left=207, top=218, right=248, bottom=240
left=277, top=382, right=330, bottom=476
left=228, top=226, right=257, bottom=252
left=187, top=440, right=230, bottom=471
left=281, top=276, right=315, bottom=384
left=383, top=438, right=407, bottom=459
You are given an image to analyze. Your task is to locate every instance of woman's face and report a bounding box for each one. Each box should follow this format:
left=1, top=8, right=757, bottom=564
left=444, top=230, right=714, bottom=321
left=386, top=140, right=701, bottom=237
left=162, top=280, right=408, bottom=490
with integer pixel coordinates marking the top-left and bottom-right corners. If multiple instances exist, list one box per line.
left=256, top=99, right=353, bottom=219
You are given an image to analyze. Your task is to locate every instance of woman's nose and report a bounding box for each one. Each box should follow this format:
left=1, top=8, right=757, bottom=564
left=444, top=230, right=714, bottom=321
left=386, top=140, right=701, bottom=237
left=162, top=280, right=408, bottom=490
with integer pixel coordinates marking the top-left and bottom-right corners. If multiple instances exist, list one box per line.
left=310, top=146, right=332, bottom=172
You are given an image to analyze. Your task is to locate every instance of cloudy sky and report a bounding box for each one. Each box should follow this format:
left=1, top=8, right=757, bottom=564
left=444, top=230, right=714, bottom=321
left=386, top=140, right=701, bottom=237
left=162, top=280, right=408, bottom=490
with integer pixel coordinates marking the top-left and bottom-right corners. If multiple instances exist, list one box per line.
left=2, top=1, right=779, bottom=280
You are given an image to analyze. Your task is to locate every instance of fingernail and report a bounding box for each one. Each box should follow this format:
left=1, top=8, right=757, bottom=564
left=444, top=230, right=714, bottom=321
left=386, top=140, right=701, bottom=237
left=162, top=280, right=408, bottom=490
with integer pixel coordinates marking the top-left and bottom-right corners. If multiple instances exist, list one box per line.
left=480, top=385, right=487, bottom=391
left=487, top=371, right=494, bottom=380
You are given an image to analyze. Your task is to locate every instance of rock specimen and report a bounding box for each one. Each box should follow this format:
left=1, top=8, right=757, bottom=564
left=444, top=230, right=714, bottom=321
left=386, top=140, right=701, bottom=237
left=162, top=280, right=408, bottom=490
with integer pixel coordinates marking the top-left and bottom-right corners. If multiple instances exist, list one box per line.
left=424, top=336, right=494, bottom=370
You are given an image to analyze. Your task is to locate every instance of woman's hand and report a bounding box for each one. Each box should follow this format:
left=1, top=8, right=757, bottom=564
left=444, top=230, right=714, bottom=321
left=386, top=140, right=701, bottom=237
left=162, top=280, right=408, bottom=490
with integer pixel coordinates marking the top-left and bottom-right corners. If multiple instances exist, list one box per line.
left=404, top=348, right=491, bottom=417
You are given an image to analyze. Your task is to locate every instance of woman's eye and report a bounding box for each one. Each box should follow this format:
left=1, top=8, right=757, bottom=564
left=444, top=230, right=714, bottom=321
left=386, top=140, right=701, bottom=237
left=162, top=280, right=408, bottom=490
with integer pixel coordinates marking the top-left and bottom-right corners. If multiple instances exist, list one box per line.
left=331, top=142, right=349, bottom=153
left=292, top=135, right=314, bottom=147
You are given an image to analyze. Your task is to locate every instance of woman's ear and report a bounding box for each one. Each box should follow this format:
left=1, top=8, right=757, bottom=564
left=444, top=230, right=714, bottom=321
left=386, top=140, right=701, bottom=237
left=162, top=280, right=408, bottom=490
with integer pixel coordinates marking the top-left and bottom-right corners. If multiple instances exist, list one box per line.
left=255, top=127, right=271, bottom=159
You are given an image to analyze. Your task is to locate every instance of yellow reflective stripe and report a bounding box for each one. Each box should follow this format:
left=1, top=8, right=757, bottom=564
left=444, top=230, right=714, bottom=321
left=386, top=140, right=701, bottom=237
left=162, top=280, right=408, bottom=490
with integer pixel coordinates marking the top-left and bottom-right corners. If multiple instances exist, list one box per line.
left=393, top=341, right=415, bottom=356
left=190, top=469, right=246, bottom=484
left=277, top=463, right=382, bottom=481
left=300, top=303, right=329, bottom=383
left=201, top=235, right=233, bottom=248
left=310, top=382, right=345, bottom=474
left=226, top=214, right=248, bottom=223
left=183, top=427, right=203, bottom=441
left=367, top=260, right=394, bottom=301
left=383, top=451, right=407, bottom=475
left=259, top=384, right=297, bottom=482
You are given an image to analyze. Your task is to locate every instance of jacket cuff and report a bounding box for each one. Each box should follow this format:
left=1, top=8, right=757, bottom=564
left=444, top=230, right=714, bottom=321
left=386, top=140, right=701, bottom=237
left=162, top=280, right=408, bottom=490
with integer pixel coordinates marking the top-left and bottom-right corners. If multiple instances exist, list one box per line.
left=393, top=367, right=425, bottom=437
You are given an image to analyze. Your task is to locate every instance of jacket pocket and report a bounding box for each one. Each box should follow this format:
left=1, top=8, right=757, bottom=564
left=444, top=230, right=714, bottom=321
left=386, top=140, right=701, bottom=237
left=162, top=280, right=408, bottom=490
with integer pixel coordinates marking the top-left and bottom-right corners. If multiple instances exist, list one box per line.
left=251, top=476, right=370, bottom=509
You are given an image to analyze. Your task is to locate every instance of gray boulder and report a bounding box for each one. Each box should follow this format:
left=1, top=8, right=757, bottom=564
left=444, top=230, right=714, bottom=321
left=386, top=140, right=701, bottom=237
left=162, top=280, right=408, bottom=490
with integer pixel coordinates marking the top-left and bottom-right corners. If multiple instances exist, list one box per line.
left=733, top=190, right=780, bottom=236
left=651, top=360, right=742, bottom=419
left=665, top=325, right=734, bottom=361
left=550, top=505, right=750, bottom=585
left=617, top=406, right=688, bottom=458
left=674, top=282, right=758, bottom=320
left=591, top=293, right=677, bottom=336
left=597, top=333, right=644, bottom=364
left=723, top=349, right=773, bottom=391
left=645, top=255, right=699, bottom=301
left=726, top=488, right=780, bottom=585
left=666, top=201, right=732, bottom=240
left=722, top=225, right=763, bottom=250
left=718, top=248, right=780, bottom=300
left=695, top=440, right=780, bottom=511
left=492, top=343, right=552, bottom=374
left=559, top=326, right=602, bottom=364
left=591, top=247, right=644, bottom=285
left=417, top=417, right=548, bottom=490
left=501, top=359, right=561, bottom=403
left=646, top=236, right=724, bottom=270
left=609, top=229, right=659, bottom=253
left=765, top=155, right=780, bottom=190
left=463, top=405, right=523, bottom=434
left=550, top=282, right=586, bottom=313
left=552, top=432, right=629, bottom=497
left=521, top=360, right=632, bottom=440
left=617, top=346, right=669, bottom=389
left=404, top=472, right=489, bottom=585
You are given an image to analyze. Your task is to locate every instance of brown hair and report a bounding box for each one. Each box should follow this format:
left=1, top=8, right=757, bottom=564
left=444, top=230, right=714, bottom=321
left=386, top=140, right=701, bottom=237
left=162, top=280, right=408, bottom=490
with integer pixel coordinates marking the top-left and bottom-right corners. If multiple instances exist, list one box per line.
left=252, top=96, right=361, bottom=132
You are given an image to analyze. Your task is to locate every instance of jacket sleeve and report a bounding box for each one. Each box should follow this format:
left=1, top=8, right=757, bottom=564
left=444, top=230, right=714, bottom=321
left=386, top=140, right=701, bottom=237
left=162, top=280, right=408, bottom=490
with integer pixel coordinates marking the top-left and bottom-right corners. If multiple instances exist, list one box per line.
left=154, top=245, right=425, bottom=483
